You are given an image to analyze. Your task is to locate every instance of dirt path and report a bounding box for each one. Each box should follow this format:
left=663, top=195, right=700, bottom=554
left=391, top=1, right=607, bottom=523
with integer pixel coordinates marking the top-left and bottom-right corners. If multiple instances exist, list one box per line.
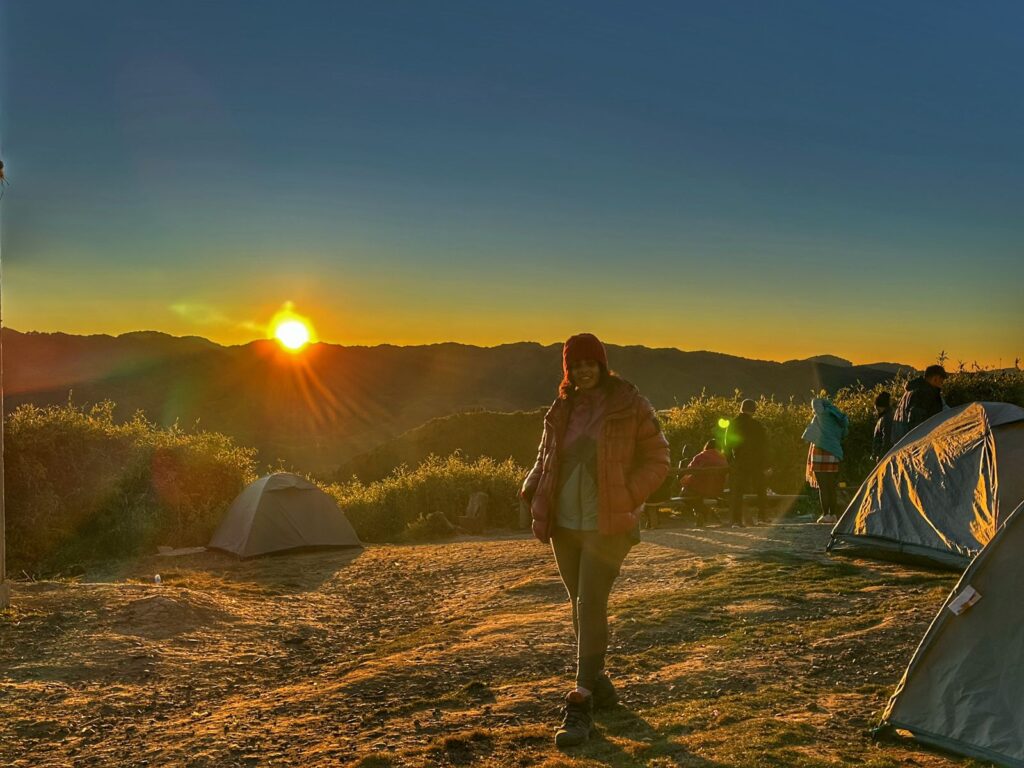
left=0, top=521, right=976, bottom=767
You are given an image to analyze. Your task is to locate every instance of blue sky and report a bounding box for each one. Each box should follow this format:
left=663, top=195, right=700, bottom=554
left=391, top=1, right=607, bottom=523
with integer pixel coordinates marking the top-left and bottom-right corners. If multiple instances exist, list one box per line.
left=2, top=1, right=1021, bottom=365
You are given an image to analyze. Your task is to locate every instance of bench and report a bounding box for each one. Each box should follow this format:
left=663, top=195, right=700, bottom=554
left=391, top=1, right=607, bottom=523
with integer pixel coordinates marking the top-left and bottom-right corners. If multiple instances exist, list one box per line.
left=644, top=492, right=805, bottom=528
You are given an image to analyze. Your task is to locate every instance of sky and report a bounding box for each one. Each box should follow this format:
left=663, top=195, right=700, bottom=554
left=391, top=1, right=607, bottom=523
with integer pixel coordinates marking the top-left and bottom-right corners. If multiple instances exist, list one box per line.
left=1, top=1, right=1022, bottom=367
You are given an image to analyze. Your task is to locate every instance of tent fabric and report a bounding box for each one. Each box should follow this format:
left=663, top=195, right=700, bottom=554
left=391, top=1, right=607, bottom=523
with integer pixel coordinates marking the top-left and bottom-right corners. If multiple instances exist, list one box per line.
left=210, top=473, right=362, bottom=557
left=828, top=402, right=1024, bottom=570
left=881, top=500, right=1024, bottom=766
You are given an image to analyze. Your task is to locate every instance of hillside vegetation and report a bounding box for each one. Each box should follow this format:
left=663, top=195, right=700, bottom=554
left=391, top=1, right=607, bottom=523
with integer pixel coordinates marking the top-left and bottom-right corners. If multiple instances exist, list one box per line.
left=338, top=368, right=1024, bottom=494
left=336, top=408, right=546, bottom=483
left=4, top=329, right=900, bottom=473
left=4, top=401, right=256, bottom=575
left=5, top=368, right=1021, bottom=574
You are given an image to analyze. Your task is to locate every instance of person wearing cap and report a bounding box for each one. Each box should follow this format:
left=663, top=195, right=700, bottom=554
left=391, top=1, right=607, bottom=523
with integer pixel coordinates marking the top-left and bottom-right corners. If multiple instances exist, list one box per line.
left=892, top=365, right=948, bottom=442
left=521, top=333, right=670, bottom=748
left=724, top=399, right=769, bottom=526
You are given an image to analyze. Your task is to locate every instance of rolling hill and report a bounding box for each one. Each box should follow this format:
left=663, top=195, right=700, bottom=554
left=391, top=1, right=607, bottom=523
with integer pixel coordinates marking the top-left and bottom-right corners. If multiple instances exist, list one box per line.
left=2, top=329, right=904, bottom=474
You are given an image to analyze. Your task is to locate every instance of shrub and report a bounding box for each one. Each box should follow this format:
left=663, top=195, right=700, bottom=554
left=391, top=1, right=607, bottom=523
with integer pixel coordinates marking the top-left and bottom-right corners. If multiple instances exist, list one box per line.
left=944, top=367, right=1024, bottom=407
left=323, top=453, right=523, bottom=542
left=660, top=392, right=828, bottom=492
left=661, top=368, right=1024, bottom=491
left=5, top=401, right=257, bottom=574
left=659, top=382, right=896, bottom=490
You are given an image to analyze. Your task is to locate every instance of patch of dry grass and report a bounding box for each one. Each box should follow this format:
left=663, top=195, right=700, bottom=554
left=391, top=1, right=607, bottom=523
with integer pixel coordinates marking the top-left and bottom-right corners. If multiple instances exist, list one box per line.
left=0, top=524, right=986, bottom=767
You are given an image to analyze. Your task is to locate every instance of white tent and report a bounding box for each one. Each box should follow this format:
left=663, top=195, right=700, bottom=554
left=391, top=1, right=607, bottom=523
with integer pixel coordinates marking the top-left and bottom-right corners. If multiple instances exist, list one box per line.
left=879, top=501, right=1024, bottom=765
left=828, top=402, right=1024, bottom=569
left=210, top=473, right=362, bottom=557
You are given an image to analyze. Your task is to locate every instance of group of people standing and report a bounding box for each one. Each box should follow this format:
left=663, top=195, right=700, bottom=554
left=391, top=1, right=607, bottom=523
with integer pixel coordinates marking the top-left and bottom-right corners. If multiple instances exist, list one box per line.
left=520, top=333, right=950, bottom=748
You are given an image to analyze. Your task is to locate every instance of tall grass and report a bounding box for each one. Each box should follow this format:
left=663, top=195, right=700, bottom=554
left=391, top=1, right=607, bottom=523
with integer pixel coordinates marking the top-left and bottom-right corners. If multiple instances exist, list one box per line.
left=5, top=401, right=257, bottom=574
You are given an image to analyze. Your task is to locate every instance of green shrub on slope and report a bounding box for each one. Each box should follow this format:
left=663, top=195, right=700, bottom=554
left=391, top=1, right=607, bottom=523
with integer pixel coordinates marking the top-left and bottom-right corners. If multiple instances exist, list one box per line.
left=5, top=401, right=256, bottom=574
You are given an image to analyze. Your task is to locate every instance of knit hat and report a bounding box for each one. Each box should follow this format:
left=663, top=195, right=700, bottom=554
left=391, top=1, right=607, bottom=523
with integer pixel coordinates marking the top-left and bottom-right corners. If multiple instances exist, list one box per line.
left=563, top=333, right=608, bottom=373
left=560, top=333, right=608, bottom=396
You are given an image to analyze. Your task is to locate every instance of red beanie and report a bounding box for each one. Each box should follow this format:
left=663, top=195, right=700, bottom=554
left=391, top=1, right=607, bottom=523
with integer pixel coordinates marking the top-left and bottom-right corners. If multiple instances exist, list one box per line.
left=561, top=333, right=608, bottom=392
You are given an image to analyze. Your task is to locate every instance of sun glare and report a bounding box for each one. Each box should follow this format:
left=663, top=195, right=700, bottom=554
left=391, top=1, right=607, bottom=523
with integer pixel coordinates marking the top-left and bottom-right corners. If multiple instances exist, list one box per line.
left=268, top=302, right=316, bottom=353
left=275, top=320, right=311, bottom=350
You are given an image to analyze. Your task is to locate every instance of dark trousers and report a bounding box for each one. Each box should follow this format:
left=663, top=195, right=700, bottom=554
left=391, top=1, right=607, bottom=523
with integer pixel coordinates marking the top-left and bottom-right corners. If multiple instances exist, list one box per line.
left=730, top=467, right=766, bottom=525
left=682, top=492, right=714, bottom=527
left=550, top=527, right=633, bottom=692
left=815, top=471, right=839, bottom=518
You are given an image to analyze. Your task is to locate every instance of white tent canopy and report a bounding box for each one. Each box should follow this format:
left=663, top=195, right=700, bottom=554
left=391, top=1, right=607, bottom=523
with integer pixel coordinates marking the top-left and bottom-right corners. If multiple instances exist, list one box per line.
left=210, top=473, right=362, bottom=557
left=828, top=402, right=1024, bottom=569
left=880, top=501, right=1024, bottom=765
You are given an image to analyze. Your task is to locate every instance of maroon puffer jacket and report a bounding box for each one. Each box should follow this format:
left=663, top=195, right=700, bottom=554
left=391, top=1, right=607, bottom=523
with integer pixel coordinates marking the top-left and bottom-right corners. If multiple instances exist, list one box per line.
left=521, top=377, right=670, bottom=542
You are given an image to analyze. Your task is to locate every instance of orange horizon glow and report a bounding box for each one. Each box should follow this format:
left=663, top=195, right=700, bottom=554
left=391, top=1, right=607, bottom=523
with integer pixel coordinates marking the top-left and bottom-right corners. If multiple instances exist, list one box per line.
left=3, top=291, right=1019, bottom=371
left=4, top=318, right=1019, bottom=371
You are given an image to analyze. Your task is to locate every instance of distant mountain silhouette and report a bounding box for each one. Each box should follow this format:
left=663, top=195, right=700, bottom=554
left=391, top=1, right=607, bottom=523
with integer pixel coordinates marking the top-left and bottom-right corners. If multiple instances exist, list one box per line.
left=799, top=354, right=853, bottom=368
left=862, top=362, right=915, bottom=375
left=2, top=329, right=904, bottom=474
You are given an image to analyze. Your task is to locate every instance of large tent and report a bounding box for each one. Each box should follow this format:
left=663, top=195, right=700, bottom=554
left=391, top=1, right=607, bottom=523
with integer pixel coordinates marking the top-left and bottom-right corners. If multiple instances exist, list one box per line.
left=210, top=473, right=362, bottom=557
left=827, top=402, right=1024, bottom=569
left=878, top=500, right=1024, bottom=765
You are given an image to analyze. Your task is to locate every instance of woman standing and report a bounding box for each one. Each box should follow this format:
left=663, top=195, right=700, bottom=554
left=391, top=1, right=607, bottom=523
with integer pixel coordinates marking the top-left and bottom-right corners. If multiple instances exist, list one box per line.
left=801, top=397, right=849, bottom=525
left=521, top=333, right=670, bottom=748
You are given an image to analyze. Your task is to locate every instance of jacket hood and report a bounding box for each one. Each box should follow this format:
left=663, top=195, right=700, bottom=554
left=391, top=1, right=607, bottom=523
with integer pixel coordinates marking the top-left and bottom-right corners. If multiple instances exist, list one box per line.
left=811, top=397, right=849, bottom=427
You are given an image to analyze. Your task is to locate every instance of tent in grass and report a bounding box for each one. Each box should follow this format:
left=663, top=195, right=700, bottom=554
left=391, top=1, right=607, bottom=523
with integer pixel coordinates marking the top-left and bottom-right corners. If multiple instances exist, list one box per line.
left=827, top=402, right=1024, bottom=569
left=877, top=500, right=1024, bottom=766
left=210, top=473, right=362, bottom=557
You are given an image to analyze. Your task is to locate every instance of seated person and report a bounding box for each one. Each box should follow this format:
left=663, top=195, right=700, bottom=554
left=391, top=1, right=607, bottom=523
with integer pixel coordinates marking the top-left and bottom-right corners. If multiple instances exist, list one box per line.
left=679, top=439, right=729, bottom=526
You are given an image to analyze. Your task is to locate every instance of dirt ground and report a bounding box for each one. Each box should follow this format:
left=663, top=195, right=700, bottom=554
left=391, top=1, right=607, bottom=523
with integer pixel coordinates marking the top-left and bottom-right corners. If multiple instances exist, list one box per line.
left=0, top=519, right=984, bottom=767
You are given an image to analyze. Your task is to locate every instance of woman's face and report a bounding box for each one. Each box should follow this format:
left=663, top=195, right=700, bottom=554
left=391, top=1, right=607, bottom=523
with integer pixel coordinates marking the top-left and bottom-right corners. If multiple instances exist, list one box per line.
left=570, top=359, right=602, bottom=390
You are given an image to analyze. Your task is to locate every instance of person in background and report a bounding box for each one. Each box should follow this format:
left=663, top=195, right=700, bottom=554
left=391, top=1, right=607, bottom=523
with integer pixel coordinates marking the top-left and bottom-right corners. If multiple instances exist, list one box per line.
left=679, top=439, right=729, bottom=527
left=892, top=365, right=948, bottom=442
left=802, top=397, right=850, bottom=524
left=725, top=399, right=769, bottom=526
left=871, top=391, right=894, bottom=461
left=521, top=333, right=670, bottom=748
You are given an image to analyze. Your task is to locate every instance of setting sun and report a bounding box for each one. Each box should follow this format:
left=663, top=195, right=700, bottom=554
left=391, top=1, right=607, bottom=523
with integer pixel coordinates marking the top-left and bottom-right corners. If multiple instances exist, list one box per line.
left=268, top=301, right=316, bottom=352
left=275, top=320, right=311, bottom=351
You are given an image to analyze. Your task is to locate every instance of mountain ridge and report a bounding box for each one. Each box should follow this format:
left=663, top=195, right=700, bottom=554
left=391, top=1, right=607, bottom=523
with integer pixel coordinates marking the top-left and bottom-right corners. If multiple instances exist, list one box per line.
left=2, top=329, right=908, bottom=473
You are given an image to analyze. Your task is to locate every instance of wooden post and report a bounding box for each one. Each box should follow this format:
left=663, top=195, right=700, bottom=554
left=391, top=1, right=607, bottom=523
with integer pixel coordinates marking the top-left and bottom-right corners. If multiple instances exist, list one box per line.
left=0, top=196, right=7, bottom=609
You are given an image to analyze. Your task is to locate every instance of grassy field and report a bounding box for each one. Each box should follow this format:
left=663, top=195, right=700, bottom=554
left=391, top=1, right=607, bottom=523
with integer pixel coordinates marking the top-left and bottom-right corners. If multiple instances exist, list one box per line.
left=0, top=521, right=982, bottom=767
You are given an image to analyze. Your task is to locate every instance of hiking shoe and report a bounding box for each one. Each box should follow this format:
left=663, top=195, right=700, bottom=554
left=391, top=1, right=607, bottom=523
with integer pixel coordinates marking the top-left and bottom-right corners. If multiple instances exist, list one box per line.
left=816, top=515, right=837, bottom=524
left=592, top=673, right=619, bottom=710
left=555, top=691, right=593, bottom=748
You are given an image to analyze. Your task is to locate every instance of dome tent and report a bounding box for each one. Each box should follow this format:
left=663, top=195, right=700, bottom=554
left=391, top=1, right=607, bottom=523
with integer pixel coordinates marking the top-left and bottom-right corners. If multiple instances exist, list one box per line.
left=827, top=402, right=1024, bottom=570
left=878, top=500, right=1024, bottom=765
left=210, top=473, right=362, bottom=557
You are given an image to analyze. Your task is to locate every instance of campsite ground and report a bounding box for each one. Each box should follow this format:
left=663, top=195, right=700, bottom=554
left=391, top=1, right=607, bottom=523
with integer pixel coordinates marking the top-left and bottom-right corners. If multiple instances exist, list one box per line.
left=0, top=521, right=983, bottom=767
